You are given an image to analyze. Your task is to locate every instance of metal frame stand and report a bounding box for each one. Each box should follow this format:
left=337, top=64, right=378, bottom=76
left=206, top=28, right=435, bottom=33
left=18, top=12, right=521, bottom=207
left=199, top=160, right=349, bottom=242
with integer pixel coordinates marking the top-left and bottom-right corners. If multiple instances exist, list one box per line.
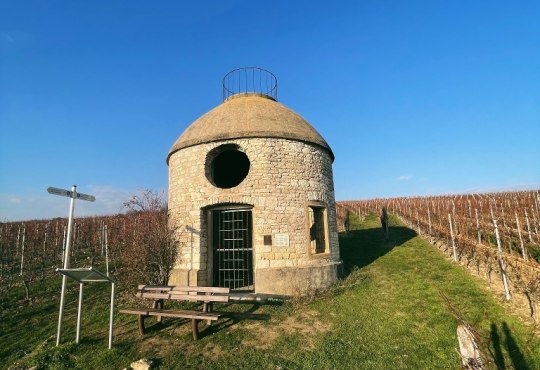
left=56, top=267, right=116, bottom=349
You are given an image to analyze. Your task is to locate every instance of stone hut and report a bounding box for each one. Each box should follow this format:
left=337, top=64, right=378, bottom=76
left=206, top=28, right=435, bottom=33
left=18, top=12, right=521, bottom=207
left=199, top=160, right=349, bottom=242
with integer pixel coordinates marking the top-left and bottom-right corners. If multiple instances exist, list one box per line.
left=167, top=68, right=341, bottom=295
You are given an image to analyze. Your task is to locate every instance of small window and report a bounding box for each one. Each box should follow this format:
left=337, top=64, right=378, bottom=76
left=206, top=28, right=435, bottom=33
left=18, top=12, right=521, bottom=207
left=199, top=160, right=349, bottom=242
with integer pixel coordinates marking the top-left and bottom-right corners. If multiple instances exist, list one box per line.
left=308, top=205, right=328, bottom=254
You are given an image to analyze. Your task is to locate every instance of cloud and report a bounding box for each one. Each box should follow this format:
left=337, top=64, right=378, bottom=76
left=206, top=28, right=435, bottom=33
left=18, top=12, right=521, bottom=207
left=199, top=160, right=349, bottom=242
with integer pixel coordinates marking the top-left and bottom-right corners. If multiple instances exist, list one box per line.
left=1, top=33, right=15, bottom=43
left=0, top=193, right=61, bottom=221
left=396, top=175, right=413, bottom=181
left=0, top=185, right=167, bottom=222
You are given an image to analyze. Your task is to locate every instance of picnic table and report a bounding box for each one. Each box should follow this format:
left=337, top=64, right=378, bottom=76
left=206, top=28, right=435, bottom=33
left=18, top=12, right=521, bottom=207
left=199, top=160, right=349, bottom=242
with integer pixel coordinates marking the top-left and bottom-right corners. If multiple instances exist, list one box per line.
left=120, top=285, right=230, bottom=340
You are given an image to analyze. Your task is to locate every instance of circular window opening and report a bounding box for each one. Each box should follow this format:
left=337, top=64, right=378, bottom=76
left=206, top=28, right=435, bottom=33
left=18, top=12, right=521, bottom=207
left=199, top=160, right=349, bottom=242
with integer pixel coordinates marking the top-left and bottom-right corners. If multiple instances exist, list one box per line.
left=209, top=148, right=250, bottom=189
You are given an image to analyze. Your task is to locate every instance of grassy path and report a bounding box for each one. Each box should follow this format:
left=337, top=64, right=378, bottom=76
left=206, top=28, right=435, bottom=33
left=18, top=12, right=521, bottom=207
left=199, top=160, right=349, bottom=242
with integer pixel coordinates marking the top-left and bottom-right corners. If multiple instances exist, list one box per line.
left=308, top=213, right=539, bottom=369
left=4, top=213, right=539, bottom=369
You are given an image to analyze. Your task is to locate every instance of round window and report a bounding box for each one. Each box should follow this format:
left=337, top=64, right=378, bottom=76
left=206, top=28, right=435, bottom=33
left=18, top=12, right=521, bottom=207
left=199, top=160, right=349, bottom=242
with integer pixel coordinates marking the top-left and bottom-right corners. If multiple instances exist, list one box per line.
left=207, top=146, right=250, bottom=189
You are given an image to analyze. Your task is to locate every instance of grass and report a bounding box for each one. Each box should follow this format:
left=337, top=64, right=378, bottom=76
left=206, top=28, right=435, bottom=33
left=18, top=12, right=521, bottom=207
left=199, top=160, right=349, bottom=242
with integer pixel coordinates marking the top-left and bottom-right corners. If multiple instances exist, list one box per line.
left=2, top=213, right=539, bottom=369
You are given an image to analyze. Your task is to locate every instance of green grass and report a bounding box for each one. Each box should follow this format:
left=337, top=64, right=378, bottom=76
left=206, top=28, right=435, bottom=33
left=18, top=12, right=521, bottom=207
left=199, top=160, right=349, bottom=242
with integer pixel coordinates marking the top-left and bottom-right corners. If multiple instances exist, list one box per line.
left=2, top=213, right=539, bottom=369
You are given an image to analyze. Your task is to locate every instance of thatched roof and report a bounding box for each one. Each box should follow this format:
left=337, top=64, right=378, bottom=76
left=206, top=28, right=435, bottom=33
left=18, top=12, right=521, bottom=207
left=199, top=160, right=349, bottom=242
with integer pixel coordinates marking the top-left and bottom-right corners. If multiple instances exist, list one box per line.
left=167, top=94, right=333, bottom=163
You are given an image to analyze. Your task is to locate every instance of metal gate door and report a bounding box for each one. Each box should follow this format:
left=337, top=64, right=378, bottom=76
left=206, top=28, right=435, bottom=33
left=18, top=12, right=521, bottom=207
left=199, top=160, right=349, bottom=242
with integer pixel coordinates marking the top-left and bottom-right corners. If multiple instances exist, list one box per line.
left=212, top=209, right=254, bottom=291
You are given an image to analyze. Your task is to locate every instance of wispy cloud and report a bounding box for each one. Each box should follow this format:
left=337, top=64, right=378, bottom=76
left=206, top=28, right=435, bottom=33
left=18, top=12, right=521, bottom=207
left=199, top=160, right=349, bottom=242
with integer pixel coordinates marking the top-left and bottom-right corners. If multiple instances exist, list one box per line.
left=396, top=175, right=413, bottom=181
left=0, top=185, right=167, bottom=222
left=1, top=33, right=15, bottom=43
left=7, top=197, right=22, bottom=204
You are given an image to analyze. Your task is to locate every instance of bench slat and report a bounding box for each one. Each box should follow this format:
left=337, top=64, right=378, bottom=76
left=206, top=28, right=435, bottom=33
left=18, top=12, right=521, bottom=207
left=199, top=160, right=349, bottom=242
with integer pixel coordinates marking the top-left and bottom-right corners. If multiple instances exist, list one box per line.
left=137, top=285, right=230, bottom=294
left=136, top=292, right=229, bottom=303
left=120, top=308, right=221, bottom=321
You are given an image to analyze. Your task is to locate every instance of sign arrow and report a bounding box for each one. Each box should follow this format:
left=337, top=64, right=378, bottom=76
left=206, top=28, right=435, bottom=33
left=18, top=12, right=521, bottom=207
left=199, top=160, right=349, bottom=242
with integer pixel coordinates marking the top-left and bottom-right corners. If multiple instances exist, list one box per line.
left=47, top=187, right=96, bottom=202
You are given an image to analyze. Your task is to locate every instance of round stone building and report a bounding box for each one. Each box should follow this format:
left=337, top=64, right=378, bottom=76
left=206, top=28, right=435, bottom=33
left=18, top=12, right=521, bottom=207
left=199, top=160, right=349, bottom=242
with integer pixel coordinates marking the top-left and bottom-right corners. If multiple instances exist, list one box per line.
left=167, top=68, right=341, bottom=295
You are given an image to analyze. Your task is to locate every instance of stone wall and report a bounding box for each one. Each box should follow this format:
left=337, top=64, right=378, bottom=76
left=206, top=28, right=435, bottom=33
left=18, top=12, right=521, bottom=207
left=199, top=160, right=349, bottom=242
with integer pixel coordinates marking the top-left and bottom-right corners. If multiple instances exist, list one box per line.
left=168, top=137, right=340, bottom=295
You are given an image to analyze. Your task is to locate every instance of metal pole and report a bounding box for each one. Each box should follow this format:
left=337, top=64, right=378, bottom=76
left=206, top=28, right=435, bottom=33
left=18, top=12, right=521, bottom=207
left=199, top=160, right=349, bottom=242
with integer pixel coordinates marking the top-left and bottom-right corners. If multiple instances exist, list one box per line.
left=56, top=185, right=77, bottom=346
left=63, top=185, right=77, bottom=269
left=109, top=282, right=115, bottom=349
left=76, top=283, right=84, bottom=343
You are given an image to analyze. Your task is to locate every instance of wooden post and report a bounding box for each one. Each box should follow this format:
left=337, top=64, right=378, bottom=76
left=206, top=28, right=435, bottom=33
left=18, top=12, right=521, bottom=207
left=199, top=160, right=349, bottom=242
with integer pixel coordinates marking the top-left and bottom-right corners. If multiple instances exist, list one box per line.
left=19, top=226, right=25, bottom=276
left=61, top=226, right=67, bottom=263
left=525, top=210, right=533, bottom=244
left=105, top=225, right=110, bottom=276
left=437, top=203, right=442, bottom=228
left=451, top=200, right=458, bottom=235
left=427, top=207, right=432, bottom=242
left=491, top=207, right=511, bottom=300
left=15, top=226, right=20, bottom=257
left=531, top=207, right=539, bottom=235
left=500, top=204, right=507, bottom=229
left=100, top=222, right=104, bottom=256
left=448, top=214, right=458, bottom=262
left=515, top=213, right=528, bottom=261
left=475, top=208, right=481, bottom=244
left=534, top=193, right=540, bottom=221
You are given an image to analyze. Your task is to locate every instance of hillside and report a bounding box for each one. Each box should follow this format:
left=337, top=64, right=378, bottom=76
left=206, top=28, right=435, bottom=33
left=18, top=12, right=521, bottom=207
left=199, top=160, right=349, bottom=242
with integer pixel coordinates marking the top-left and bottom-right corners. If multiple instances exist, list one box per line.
left=1, top=213, right=539, bottom=369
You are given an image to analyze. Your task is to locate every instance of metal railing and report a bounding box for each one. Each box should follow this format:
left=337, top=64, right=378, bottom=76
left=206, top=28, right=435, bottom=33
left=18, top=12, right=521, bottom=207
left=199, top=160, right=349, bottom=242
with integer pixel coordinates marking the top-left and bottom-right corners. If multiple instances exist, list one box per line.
left=222, top=67, right=278, bottom=101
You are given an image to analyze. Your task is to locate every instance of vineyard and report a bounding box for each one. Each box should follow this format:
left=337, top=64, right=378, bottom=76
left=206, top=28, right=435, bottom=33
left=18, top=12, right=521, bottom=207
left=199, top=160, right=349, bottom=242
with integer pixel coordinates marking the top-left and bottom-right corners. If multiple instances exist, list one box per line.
left=1, top=190, right=540, bottom=368
left=0, top=208, right=178, bottom=302
left=2, top=190, right=539, bottom=317
left=337, top=190, right=540, bottom=321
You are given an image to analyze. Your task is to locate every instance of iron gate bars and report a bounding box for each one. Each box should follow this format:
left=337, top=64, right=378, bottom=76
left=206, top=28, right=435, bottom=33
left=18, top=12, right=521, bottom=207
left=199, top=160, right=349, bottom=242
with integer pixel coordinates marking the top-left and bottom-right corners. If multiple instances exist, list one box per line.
left=212, top=209, right=254, bottom=291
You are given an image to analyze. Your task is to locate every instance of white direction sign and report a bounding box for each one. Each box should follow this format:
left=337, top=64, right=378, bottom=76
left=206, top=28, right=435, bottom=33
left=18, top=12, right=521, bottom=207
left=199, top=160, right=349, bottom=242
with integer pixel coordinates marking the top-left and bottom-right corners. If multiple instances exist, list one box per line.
left=47, top=187, right=96, bottom=202
left=47, top=184, right=96, bottom=347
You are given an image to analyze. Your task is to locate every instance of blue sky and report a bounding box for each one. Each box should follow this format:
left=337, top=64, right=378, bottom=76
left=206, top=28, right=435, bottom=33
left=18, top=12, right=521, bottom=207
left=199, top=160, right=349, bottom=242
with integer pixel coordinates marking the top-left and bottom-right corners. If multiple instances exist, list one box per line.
left=1, top=1, right=539, bottom=221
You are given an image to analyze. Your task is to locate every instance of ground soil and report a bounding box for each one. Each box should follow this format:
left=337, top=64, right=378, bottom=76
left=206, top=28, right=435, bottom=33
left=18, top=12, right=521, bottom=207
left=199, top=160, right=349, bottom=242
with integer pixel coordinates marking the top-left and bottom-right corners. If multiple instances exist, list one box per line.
left=239, top=308, right=331, bottom=350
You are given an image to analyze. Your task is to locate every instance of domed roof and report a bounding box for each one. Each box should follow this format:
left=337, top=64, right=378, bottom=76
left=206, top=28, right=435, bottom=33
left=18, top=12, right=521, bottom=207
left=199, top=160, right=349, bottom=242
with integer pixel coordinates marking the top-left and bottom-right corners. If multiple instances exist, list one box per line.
left=167, top=94, right=334, bottom=163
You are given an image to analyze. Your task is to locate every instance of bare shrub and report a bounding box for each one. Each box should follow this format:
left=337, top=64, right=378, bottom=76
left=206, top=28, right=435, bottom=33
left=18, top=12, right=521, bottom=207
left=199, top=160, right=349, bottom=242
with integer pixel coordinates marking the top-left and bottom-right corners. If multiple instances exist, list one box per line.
left=119, top=190, right=179, bottom=286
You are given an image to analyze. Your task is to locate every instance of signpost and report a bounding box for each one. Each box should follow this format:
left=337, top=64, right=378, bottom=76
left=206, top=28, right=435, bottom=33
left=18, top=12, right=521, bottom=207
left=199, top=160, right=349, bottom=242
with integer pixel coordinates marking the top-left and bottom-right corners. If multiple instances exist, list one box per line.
left=47, top=185, right=97, bottom=346
left=47, top=187, right=96, bottom=202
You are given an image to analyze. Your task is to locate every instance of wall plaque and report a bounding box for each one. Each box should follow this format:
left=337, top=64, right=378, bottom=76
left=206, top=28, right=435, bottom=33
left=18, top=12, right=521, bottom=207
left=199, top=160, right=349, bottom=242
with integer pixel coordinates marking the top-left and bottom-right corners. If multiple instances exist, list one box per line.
left=274, top=233, right=289, bottom=247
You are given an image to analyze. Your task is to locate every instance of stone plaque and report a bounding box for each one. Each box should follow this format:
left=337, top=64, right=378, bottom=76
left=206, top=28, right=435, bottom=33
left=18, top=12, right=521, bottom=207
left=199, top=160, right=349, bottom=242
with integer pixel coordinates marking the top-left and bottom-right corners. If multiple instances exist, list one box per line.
left=274, top=233, right=289, bottom=247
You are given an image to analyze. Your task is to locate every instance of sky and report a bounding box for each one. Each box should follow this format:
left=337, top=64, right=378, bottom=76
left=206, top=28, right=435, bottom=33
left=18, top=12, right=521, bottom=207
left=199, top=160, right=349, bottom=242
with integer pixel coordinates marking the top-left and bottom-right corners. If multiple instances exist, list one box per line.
left=1, top=1, right=539, bottom=221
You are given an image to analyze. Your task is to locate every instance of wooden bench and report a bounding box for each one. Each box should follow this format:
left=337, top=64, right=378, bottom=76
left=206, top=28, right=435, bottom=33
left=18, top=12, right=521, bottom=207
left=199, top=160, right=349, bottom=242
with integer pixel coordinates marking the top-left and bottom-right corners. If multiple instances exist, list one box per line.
left=120, top=285, right=230, bottom=340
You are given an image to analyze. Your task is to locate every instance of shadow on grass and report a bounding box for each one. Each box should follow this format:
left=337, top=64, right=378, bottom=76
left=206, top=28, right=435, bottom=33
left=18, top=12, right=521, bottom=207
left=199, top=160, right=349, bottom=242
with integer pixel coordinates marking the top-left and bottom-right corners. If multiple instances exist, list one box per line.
left=200, top=303, right=271, bottom=339
left=490, top=322, right=530, bottom=370
left=125, top=302, right=271, bottom=340
left=339, top=226, right=417, bottom=277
